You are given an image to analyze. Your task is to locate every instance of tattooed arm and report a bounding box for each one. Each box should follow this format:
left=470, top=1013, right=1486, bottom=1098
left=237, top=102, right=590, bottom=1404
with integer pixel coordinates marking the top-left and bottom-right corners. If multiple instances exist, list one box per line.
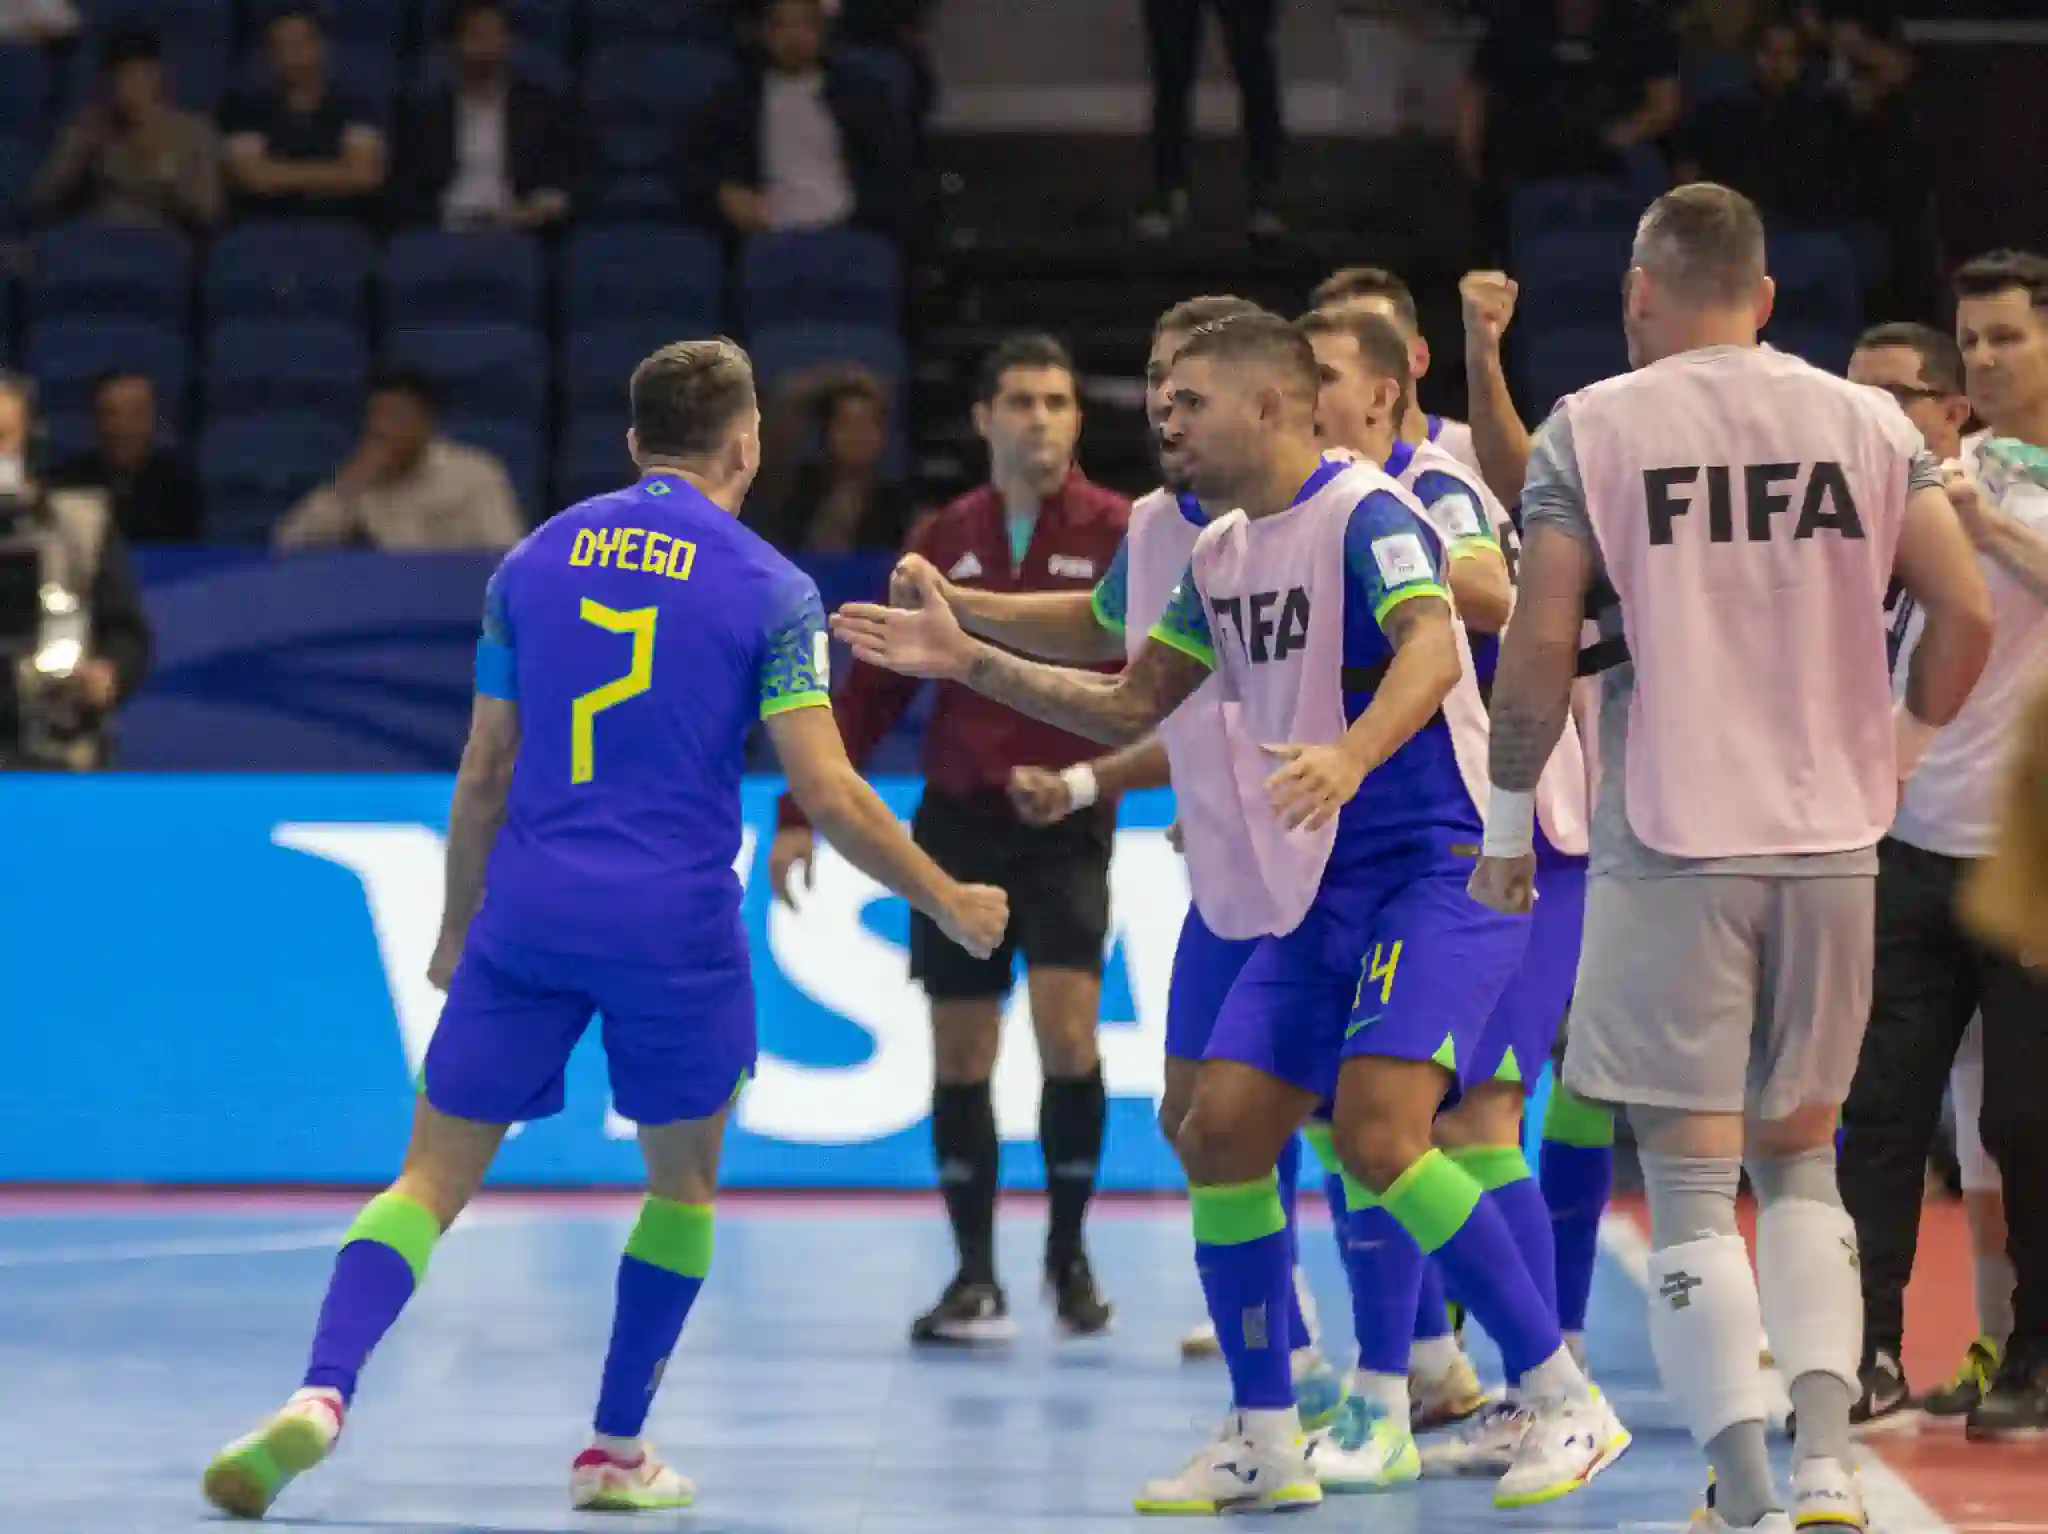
left=1487, top=523, right=1594, bottom=792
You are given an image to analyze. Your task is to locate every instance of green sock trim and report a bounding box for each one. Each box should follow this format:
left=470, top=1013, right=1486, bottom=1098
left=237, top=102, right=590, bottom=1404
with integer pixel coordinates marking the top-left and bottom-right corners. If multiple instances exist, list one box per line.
left=1446, top=1143, right=1533, bottom=1192
left=623, top=1197, right=715, bottom=1278
left=1542, top=1085, right=1616, bottom=1149
left=1189, top=1174, right=1286, bottom=1246
left=1380, top=1149, right=1483, bottom=1256
left=343, top=1191, right=440, bottom=1285
left=1301, top=1121, right=1341, bottom=1177
left=1340, top=1169, right=1380, bottom=1210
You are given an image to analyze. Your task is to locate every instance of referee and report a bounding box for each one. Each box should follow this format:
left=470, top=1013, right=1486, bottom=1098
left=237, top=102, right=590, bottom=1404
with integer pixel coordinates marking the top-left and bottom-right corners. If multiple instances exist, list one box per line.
left=770, top=335, right=1130, bottom=1343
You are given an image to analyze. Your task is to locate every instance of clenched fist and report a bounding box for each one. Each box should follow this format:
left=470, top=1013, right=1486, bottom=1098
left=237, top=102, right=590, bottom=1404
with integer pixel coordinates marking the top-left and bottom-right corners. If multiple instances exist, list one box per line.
left=1460, top=271, right=1520, bottom=351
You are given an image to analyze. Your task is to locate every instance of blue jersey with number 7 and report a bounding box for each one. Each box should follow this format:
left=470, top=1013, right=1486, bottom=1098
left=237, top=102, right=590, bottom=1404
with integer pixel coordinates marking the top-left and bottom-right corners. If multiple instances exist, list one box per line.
left=470, top=470, right=829, bottom=965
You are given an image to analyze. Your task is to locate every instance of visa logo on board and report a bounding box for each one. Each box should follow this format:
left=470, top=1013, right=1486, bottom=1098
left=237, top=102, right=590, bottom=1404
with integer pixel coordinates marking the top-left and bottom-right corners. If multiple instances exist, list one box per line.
left=271, top=823, right=1187, bottom=1145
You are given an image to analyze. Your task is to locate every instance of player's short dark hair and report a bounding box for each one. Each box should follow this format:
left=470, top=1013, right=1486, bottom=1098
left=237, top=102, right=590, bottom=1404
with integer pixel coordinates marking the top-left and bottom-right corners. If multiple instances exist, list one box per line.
left=1633, top=183, right=1768, bottom=305
left=100, top=25, right=162, bottom=69
left=1154, top=295, right=1268, bottom=344
left=1854, top=322, right=1966, bottom=395
left=368, top=367, right=440, bottom=414
left=976, top=333, right=1074, bottom=405
left=90, top=369, right=154, bottom=401
left=1297, top=307, right=1414, bottom=390
left=1173, top=311, right=1320, bottom=403
left=1954, top=250, right=2048, bottom=312
left=630, top=339, right=757, bottom=460
left=265, top=4, right=326, bottom=36
left=1308, top=267, right=1419, bottom=333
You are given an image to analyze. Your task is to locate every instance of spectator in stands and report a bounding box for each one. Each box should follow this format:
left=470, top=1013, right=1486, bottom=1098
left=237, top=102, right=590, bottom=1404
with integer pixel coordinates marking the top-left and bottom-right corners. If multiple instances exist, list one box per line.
left=0, top=0, right=77, bottom=46
left=1457, top=0, right=1682, bottom=186
left=31, top=27, right=223, bottom=235
left=274, top=371, right=522, bottom=552
left=748, top=362, right=915, bottom=553
left=223, top=6, right=387, bottom=224
left=52, top=371, right=204, bottom=545
left=387, top=0, right=587, bottom=233
left=1674, top=17, right=1852, bottom=227
left=0, top=373, right=153, bottom=772
left=680, top=0, right=912, bottom=239
left=1136, top=0, right=1285, bottom=241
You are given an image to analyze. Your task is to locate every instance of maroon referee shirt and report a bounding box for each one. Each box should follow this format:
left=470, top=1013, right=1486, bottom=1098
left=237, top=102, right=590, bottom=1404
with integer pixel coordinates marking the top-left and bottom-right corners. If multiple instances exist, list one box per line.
left=777, top=465, right=1131, bottom=830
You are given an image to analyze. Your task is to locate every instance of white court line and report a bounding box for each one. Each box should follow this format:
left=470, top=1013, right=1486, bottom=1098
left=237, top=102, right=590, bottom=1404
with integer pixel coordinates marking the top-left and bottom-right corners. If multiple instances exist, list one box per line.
left=0, top=1227, right=353, bottom=1267
left=1599, top=1214, right=1953, bottom=1534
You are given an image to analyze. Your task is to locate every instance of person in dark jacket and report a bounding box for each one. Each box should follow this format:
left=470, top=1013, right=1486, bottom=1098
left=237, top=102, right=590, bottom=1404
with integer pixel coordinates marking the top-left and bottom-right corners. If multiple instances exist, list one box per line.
left=386, top=0, right=586, bottom=232
left=677, top=0, right=911, bottom=239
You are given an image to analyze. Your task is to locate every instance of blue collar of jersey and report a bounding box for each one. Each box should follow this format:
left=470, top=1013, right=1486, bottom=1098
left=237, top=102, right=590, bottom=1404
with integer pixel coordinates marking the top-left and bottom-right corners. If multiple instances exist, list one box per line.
left=1291, top=457, right=1348, bottom=507
left=1384, top=438, right=1417, bottom=481
left=1174, top=490, right=1206, bottom=527
left=1427, top=414, right=1445, bottom=442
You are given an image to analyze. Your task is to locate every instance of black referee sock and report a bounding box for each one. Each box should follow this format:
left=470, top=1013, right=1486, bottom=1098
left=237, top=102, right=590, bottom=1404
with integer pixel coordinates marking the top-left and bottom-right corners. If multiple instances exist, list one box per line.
left=1040, top=1068, right=1106, bottom=1271
left=932, top=1080, right=1000, bottom=1285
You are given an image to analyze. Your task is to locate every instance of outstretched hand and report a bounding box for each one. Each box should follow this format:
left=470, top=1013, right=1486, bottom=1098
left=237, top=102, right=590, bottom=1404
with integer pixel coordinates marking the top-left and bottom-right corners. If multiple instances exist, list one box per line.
left=1262, top=742, right=1366, bottom=832
left=832, top=562, right=976, bottom=680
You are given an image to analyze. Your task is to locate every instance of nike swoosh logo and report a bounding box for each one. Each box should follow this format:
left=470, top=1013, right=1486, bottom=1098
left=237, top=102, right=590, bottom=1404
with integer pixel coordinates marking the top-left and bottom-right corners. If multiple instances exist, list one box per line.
left=1345, top=1013, right=1382, bottom=1039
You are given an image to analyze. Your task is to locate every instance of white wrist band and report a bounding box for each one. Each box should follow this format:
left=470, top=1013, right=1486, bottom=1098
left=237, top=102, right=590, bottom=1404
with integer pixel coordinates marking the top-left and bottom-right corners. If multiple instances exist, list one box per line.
left=1894, top=701, right=1939, bottom=781
left=1061, top=764, right=1099, bottom=811
left=1482, top=786, right=1536, bottom=858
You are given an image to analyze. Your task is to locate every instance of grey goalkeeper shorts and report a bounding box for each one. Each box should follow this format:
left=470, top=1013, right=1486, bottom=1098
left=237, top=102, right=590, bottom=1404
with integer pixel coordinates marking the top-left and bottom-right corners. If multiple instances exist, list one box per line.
left=1561, top=872, right=1875, bottom=1122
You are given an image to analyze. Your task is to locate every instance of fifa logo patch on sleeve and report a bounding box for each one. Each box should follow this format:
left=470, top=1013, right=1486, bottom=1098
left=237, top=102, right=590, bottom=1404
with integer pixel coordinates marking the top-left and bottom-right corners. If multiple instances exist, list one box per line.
left=812, top=631, right=830, bottom=687
left=1371, top=532, right=1431, bottom=586
left=1435, top=494, right=1483, bottom=539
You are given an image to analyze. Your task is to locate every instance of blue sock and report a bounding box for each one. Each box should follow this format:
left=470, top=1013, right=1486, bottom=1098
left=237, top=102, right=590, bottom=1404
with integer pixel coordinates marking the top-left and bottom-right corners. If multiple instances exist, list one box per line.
left=1384, top=1150, right=1563, bottom=1383
left=593, top=1198, right=713, bottom=1438
left=1277, top=1135, right=1313, bottom=1351
left=1191, top=1176, right=1295, bottom=1410
left=1540, top=1087, right=1615, bottom=1336
left=1343, top=1175, right=1425, bottom=1377
left=1453, top=1146, right=1558, bottom=1318
left=1413, top=1258, right=1452, bottom=1342
left=303, top=1192, right=440, bottom=1404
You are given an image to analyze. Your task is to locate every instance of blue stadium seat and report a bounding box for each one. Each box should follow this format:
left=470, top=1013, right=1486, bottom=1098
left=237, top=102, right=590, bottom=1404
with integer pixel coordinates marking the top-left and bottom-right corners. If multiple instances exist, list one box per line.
left=199, top=415, right=353, bottom=544
left=594, top=173, right=681, bottom=221
left=444, top=414, right=541, bottom=520
left=234, top=40, right=399, bottom=122
left=745, top=323, right=908, bottom=395
left=0, top=46, right=49, bottom=138
left=30, top=224, right=192, bottom=328
left=1509, top=178, right=1641, bottom=242
left=1764, top=325, right=1854, bottom=378
left=564, top=226, right=723, bottom=334
left=1512, top=230, right=1636, bottom=330
left=585, top=42, right=733, bottom=165
left=0, top=135, right=35, bottom=234
left=61, top=21, right=231, bottom=115
left=244, top=0, right=404, bottom=52
left=1519, top=326, right=1630, bottom=413
left=410, top=43, right=573, bottom=95
left=384, top=230, right=545, bottom=329
left=204, top=319, right=368, bottom=426
left=205, top=221, right=373, bottom=323
left=26, top=320, right=190, bottom=438
left=586, top=0, right=732, bottom=44
left=741, top=228, right=901, bottom=330
left=562, top=323, right=674, bottom=419
left=556, top=413, right=634, bottom=507
left=1768, top=232, right=1862, bottom=334
left=385, top=324, right=547, bottom=429
left=835, top=45, right=917, bottom=120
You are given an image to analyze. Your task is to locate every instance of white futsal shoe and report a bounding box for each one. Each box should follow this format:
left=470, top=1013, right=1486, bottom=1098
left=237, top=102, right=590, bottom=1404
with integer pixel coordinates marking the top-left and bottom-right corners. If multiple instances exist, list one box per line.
left=1790, top=1457, right=1866, bottom=1531
left=1493, top=1387, right=1631, bottom=1508
left=1308, top=1396, right=1421, bottom=1492
left=570, top=1440, right=695, bottom=1511
left=202, top=1387, right=345, bottom=1519
left=1418, top=1398, right=1531, bottom=1477
left=1410, top=1348, right=1494, bottom=1431
left=1134, top=1411, right=1322, bottom=1515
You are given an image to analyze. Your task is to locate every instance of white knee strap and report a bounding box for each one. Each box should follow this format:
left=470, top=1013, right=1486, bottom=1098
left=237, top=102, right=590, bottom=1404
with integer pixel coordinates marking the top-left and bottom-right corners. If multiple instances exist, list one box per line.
left=1648, top=1232, right=1771, bottom=1448
left=1756, top=1196, right=1862, bottom=1394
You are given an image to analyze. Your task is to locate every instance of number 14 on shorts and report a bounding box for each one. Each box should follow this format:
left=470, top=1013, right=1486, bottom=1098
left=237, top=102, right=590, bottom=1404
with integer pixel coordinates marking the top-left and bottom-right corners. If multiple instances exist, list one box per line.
left=1353, top=940, right=1402, bottom=1014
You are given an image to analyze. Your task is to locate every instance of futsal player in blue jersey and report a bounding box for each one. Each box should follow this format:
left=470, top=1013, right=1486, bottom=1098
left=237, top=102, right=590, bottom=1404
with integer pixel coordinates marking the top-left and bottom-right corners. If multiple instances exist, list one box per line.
left=202, top=340, right=1009, bottom=1521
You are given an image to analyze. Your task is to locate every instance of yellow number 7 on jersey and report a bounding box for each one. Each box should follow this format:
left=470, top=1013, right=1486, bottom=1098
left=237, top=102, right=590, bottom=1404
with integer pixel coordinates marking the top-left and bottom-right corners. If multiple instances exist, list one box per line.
left=571, top=599, right=657, bottom=784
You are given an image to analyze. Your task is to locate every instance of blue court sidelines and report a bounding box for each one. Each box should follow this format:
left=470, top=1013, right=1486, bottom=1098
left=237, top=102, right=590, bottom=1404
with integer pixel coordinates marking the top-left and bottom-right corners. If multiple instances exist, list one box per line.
left=0, top=1196, right=1949, bottom=1534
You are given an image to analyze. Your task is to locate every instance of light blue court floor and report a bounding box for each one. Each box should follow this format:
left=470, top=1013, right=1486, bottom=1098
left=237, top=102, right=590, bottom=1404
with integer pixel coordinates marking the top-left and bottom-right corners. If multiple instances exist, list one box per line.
left=0, top=1194, right=1949, bottom=1534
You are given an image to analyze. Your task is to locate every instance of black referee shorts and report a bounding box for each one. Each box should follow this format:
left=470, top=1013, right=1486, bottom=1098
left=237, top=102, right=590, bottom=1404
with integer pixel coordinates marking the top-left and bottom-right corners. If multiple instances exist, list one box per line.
left=907, top=790, right=1112, bottom=1002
